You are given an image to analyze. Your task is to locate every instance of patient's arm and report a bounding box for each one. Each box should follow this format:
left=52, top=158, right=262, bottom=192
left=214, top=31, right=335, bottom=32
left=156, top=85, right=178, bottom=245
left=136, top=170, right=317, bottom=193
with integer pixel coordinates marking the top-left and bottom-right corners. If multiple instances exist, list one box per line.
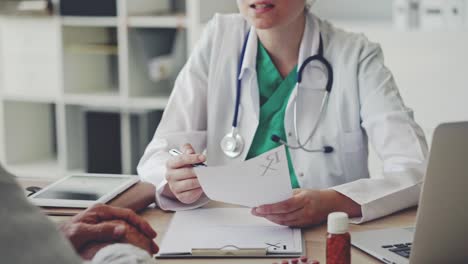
left=109, top=182, right=156, bottom=213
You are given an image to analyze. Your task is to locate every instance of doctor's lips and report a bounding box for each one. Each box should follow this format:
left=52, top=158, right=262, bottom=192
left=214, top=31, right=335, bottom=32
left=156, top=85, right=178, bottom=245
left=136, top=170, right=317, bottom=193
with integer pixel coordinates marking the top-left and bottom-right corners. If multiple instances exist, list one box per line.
left=250, top=1, right=275, bottom=14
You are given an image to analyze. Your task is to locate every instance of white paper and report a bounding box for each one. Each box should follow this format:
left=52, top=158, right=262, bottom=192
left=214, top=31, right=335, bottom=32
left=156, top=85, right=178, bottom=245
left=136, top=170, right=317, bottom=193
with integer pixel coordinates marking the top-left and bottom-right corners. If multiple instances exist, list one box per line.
left=195, top=146, right=293, bottom=207
left=159, top=208, right=302, bottom=256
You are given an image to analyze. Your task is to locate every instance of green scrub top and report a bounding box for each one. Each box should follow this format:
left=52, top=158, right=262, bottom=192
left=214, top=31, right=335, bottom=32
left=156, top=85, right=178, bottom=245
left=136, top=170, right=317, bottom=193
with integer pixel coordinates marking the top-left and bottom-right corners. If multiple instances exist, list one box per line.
left=246, top=41, right=300, bottom=189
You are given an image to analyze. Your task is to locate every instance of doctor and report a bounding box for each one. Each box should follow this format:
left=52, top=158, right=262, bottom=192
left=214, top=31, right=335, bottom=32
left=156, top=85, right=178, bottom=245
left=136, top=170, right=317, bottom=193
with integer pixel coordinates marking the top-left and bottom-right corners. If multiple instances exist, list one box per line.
left=138, top=0, right=428, bottom=227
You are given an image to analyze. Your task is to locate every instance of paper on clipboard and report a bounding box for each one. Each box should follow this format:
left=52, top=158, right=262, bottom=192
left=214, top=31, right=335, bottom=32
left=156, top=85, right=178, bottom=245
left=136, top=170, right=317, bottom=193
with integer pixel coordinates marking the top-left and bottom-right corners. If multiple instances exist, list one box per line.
left=158, top=208, right=303, bottom=258
left=194, top=146, right=293, bottom=207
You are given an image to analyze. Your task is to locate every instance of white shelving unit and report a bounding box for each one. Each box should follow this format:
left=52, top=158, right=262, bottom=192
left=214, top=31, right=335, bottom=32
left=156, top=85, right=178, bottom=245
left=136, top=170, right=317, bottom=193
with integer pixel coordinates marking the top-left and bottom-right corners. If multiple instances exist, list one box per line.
left=0, top=0, right=238, bottom=178
left=2, top=0, right=467, bottom=179
left=61, top=16, right=118, bottom=27
left=127, top=15, right=187, bottom=28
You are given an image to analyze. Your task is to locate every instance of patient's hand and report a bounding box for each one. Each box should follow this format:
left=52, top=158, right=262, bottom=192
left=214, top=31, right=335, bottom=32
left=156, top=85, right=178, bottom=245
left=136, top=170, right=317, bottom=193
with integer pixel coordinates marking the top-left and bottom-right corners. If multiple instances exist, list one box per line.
left=59, top=204, right=158, bottom=260
left=78, top=220, right=159, bottom=260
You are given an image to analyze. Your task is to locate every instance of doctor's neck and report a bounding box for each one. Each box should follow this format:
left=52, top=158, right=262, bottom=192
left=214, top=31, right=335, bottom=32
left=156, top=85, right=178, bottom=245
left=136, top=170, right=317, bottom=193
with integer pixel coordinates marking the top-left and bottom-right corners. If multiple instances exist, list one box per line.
left=256, top=11, right=306, bottom=78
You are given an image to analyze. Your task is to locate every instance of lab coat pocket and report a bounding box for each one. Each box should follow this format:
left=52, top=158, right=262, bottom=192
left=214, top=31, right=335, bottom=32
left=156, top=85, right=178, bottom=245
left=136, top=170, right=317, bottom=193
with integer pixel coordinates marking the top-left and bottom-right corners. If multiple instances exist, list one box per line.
left=341, top=130, right=369, bottom=182
left=320, top=134, right=344, bottom=180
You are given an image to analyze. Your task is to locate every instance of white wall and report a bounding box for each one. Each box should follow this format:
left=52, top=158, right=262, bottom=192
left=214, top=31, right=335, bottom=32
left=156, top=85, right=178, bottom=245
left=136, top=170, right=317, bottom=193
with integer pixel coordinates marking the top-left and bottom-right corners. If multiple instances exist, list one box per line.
left=313, top=0, right=393, bottom=20
left=309, top=0, right=468, bottom=175
left=337, top=26, right=468, bottom=175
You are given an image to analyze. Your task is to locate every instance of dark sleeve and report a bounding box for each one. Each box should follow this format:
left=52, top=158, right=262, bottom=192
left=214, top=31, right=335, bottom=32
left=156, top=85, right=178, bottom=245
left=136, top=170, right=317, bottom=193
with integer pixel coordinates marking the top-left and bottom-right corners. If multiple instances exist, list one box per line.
left=0, top=166, right=83, bottom=264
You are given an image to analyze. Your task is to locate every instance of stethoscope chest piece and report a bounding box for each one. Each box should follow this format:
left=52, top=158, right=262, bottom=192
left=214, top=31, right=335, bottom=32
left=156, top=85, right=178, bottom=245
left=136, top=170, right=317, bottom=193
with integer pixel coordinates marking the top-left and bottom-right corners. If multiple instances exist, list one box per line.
left=221, top=128, right=244, bottom=158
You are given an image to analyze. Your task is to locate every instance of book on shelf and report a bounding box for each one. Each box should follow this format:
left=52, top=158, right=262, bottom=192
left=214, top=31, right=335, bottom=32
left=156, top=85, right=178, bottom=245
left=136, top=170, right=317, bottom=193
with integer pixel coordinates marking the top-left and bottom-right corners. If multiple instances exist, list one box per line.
left=85, top=111, right=122, bottom=174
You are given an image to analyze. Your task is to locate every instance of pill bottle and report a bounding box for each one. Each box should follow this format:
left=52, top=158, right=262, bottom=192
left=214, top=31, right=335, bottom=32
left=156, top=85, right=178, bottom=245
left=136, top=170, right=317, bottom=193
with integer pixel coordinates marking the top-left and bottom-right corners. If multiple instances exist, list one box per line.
left=326, top=212, right=350, bottom=264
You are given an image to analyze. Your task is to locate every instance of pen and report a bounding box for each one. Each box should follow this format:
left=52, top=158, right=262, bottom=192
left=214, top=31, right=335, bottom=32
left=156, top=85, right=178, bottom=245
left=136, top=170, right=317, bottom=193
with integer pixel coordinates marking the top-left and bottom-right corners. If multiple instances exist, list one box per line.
left=169, top=149, right=207, bottom=167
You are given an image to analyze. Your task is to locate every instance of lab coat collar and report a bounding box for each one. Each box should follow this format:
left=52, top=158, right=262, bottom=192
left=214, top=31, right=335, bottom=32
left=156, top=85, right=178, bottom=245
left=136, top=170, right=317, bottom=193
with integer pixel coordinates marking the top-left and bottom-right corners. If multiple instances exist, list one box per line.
left=298, top=12, right=321, bottom=71
left=238, top=27, right=258, bottom=80
left=237, top=12, right=321, bottom=81
left=285, top=12, right=323, bottom=114
left=284, top=12, right=325, bottom=146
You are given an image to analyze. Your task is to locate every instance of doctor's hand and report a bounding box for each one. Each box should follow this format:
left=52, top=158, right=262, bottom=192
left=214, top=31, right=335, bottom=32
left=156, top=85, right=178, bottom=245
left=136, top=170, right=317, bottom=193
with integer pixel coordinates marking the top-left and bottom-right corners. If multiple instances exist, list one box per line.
left=251, top=189, right=327, bottom=227
left=251, top=189, right=362, bottom=228
left=164, top=143, right=206, bottom=204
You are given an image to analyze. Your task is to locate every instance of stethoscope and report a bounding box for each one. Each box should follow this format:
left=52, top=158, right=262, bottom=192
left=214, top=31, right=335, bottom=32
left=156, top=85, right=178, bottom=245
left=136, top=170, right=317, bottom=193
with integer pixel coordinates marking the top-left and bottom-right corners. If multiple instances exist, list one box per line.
left=220, top=30, right=334, bottom=158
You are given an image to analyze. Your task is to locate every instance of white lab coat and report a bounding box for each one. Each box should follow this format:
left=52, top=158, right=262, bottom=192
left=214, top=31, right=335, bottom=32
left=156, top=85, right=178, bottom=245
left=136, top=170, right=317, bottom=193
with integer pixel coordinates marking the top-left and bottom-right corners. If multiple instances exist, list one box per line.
left=137, top=12, right=428, bottom=223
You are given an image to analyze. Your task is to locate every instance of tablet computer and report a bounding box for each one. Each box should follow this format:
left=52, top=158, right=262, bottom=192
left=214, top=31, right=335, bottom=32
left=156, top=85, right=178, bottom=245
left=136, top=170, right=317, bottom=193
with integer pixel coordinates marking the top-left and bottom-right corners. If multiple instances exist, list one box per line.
left=29, top=174, right=139, bottom=208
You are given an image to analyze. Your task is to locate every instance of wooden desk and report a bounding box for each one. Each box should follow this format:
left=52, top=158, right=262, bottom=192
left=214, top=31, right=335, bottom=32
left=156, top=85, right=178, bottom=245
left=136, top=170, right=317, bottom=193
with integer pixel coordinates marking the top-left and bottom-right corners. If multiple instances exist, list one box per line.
left=142, top=204, right=416, bottom=264
left=21, top=179, right=417, bottom=264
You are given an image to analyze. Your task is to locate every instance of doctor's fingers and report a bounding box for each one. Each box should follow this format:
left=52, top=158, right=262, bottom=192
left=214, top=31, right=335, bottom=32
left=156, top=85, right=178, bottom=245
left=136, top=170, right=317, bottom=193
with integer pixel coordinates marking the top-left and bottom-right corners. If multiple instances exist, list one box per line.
left=176, top=188, right=204, bottom=204
left=181, top=143, right=196, bottom=154
left=170, top=178, right=202, bottom=194
left=166, top=167, right=198, bottom=182
left=253, top=196, right=304, bottom=215
left=166, top=153, right=206, bottom=169
left=260, top=208, right=304, bottom=226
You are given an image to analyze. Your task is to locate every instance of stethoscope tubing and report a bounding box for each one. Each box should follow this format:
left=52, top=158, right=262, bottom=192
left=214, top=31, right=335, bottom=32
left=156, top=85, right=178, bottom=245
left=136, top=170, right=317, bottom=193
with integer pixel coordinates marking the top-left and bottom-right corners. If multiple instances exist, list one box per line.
left=223, top=29, right=334, bottom=157
left=233, top=31, right=251, bottom=128
left=292, top=92, right=330, bottom=149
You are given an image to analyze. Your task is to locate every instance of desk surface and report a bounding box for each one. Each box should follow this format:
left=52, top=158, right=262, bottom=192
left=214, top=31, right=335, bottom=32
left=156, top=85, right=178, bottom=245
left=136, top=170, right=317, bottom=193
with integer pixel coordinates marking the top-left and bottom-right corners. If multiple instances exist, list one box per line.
left=20, top=178, right=417, bottom=264
left=143, top=203, right=416, bottom=264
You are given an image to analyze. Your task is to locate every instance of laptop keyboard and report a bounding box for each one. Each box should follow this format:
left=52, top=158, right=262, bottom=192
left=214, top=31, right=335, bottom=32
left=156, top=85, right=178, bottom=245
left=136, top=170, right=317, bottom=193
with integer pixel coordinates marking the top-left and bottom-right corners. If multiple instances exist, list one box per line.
left=382, top=243, right=412, bottom=259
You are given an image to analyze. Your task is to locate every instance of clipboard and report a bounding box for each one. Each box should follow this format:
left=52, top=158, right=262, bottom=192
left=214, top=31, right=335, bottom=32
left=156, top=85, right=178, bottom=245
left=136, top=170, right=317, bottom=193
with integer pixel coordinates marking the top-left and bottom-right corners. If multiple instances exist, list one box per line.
left=157, top=208, right=304, bottom=259
left=192, top=246, right=267, bottom=257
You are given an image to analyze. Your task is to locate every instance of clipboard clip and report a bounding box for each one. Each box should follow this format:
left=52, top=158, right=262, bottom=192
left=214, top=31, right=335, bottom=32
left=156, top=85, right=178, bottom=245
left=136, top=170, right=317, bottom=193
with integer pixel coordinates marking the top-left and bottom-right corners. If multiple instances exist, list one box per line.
left=191, top=245, right=267, bottom=256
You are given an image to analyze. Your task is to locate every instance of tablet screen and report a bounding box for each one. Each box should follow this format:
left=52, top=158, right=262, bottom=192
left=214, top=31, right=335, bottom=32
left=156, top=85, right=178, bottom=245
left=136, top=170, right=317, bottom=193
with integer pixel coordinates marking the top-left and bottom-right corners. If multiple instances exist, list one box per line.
left=34, top=175, right=134, bottom=201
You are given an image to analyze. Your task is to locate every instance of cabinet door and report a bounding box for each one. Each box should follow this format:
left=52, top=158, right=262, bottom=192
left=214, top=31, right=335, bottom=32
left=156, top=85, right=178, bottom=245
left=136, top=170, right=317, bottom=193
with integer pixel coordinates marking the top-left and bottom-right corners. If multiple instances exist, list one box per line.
left=0, top=17, right=61, bottom=98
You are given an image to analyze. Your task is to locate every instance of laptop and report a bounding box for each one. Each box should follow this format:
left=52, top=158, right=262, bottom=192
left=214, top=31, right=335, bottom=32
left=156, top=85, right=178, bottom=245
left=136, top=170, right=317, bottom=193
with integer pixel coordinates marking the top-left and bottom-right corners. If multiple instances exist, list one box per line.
left=351, top=122, right=468, bottom=264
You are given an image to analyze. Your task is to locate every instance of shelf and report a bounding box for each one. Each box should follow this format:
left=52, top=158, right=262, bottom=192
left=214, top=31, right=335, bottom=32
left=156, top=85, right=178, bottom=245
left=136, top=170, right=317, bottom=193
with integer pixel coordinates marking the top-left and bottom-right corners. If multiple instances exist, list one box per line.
left=128, top=28, right=186, bottom=98
left=0, top=1, right=241, bottom=177
left=65, top=44, right=118, bottom=55
left=7, top=158, right=62, bottom=178
left=64, top=91, right=122, bottom=108
left=62, top=27, right=120, bottom=97
left=127, top=14, right=187, bottom=28
left=61, top=16, right=118, bottom=27
left=64, top=95, right=170, bottom=109
left=2, top=101, right=59, bottom=178
left=127, top=97, right=169, bottom=110
left=64, top=95, right=169, bottom=110
left=1, top=92, right=58, bottom=104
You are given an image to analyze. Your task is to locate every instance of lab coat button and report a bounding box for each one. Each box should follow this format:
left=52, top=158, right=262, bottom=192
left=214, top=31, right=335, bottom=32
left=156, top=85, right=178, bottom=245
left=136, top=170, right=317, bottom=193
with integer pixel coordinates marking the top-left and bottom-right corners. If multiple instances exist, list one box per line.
left=299, top=172, right=305, bottom=177
left=288, top=132, right=293, bottom=137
